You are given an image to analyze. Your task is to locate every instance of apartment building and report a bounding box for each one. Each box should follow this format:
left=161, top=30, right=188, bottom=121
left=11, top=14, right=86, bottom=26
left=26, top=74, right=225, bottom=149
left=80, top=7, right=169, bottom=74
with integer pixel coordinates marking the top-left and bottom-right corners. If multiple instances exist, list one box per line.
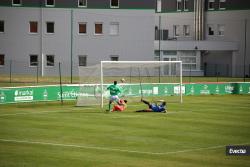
left=0, top=0, right=249, bottom=77
left=0, top=0, right=155, bottom=76
left=155, top=0, right=250, bottom=77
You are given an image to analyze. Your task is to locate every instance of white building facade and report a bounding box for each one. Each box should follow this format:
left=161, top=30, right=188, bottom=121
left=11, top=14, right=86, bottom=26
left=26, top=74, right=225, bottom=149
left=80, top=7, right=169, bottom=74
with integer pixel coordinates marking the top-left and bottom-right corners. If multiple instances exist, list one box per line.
left=0, top=0, right=250, bottom=77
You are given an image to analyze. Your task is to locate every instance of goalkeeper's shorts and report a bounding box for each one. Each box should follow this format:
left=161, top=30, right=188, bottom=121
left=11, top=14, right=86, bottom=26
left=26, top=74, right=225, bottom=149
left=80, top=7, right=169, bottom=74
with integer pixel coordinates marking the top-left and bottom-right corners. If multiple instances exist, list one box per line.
left=112, top=105, right=125, bottom=112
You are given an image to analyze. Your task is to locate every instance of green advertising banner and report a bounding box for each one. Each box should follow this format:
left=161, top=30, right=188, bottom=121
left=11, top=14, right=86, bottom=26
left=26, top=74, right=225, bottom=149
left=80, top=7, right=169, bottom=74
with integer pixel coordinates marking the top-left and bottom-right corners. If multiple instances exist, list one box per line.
left=185, top=83, right=231, bottom=95
left=185, top=83, right=250, bottom=96
left=0, top=82, right=249, bottom=104
left=120, top=83, right=181, bottom=97
left=0, top=85, right=80, bottom=104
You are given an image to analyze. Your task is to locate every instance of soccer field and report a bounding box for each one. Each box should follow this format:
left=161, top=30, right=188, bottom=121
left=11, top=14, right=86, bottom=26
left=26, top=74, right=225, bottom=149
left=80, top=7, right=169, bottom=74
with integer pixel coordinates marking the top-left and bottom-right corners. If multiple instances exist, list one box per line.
left=0, top=95, right=249, bottom=167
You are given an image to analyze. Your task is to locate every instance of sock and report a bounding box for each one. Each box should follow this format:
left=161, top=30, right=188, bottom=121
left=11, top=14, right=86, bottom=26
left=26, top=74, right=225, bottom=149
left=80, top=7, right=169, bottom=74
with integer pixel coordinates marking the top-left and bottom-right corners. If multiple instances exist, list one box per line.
left=108, top=103, right=111, bottom=111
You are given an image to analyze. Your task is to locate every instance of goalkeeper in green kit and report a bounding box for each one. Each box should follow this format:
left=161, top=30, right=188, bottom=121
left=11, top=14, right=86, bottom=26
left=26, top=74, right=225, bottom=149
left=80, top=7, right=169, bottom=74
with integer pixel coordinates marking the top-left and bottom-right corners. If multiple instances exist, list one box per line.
left=107, top=81, right=122, bottom=112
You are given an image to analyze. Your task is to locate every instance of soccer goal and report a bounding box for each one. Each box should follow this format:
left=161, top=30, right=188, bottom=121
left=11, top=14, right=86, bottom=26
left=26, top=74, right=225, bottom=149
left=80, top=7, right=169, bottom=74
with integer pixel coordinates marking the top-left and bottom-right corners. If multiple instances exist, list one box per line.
left=76, top=61, right=183, bottom=107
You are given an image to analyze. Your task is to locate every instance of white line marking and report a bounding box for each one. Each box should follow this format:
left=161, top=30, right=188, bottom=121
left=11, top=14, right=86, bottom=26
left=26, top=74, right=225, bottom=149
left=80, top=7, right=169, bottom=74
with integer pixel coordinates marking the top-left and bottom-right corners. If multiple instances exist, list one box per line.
left=0, top=138, right=248, bottom=155
left=110, top=115, right=144, bottom=118
left=109, top=112, right=178, bottom=119
left=0, top=109, right=178, bottom=117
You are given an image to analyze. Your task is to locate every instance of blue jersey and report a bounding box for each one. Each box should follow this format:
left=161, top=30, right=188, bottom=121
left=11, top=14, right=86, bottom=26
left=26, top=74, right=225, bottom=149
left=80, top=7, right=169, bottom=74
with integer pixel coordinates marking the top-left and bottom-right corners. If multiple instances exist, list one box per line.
left=150, top=104, right=166, bottom=112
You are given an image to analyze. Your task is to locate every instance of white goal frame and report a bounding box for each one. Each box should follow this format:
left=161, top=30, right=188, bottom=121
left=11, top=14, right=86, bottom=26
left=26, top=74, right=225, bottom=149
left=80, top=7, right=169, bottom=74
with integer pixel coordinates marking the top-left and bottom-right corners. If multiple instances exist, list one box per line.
left=100, top=61, right=183, bottom=108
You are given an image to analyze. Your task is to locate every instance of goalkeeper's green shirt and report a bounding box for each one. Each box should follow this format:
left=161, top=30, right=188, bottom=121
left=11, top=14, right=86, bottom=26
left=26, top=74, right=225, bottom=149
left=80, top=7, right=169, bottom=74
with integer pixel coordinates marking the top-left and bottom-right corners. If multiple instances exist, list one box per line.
left=107, top=84, right=122, bottom=96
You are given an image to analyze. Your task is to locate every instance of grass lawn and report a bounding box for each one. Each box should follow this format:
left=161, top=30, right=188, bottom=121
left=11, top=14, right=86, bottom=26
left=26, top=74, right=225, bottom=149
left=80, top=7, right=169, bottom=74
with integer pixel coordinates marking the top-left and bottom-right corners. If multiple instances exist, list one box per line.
left=0, top=95, right=249, bottom=167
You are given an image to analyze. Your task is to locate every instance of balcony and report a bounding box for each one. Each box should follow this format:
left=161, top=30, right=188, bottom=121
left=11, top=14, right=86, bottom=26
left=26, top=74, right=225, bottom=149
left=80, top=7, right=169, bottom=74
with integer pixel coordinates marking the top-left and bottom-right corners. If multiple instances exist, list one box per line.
left=154, top=40, right=239, bottom=51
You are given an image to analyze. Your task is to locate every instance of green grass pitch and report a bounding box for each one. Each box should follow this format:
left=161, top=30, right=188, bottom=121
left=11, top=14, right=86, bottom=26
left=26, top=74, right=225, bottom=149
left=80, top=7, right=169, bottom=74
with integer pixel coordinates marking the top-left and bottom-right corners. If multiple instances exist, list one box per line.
left=0, top=95, right=250, bottom=167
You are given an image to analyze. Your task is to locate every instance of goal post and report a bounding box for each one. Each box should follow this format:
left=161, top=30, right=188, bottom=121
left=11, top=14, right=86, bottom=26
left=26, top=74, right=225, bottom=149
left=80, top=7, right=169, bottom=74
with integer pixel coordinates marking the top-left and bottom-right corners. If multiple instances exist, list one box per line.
left=101, top=61, right=183, bottom=107
left=76, top=61, right=183, bottom=107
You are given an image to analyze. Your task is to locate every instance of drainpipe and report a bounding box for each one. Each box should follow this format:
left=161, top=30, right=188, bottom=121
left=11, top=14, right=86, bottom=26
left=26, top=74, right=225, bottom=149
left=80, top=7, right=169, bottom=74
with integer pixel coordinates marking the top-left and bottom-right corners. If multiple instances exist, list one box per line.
left=40, top=1, right=44, bottom=76
left=194, top=0, right=205, bottom=40
left=70, top=9, right=73, bottom=83
left=243, top=19, right=247, bottom=81
left=201, top=0, right=205, bottom=40
left=158, top=15, right=161, bottom=83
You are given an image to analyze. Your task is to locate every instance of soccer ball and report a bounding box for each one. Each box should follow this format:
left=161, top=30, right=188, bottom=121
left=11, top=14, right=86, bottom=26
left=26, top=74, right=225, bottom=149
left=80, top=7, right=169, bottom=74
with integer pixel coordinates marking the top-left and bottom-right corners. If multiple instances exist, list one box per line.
left=121, top=78, right=125, bottom=83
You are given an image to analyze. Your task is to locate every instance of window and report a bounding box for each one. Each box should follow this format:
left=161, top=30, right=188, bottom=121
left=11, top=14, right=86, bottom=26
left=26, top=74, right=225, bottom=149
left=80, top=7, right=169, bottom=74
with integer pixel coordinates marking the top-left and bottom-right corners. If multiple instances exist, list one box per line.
left=155, top=27, right=169, bottom=40
left=208, top=0, right=215, bottom=10
left=78, top=55, right=87, bottom=66
left=180, top=57, right=196, bottom=63
left=0, top=54, right=4, bottom=66
left=157, top=0, right=161, bottom=12
left=163, top=50, right=177, bottom=55
left=110, top=22, right=119, bottom=35
left=46, top=22, right=54, bottom=34
left=208, top=24, right=214, bottom=36
left=110, top=56, right=119, bottom=61
left=180, top=51, right=197, bottom=70
left=0, top=21, right=4, bottom=33
left=79, top=23, right=87, bottom=34
left=78, top=0, right=87, bottom=7
left=154, top=50, right=160, bottom=57
left=29, top=21, right=38, bottom=33
left=174, top=25, right=180, bottom=37
left=111, top=0, right=119, bottom=8
left=218, top=24, right=225, bottom=36
left=177, top=0, right=182, bottom=11
left=219, top=0, right=226, bottom=10
left=183, top=64, right=196, bottom=70
left=95, top=23, right=103, bottom=35
left=184, top=0, right=189, bottom=11
left=30, top=55, right=38, bottom=67
left=183, top=25, right=190, bottom=36
left=46, top=55, right=54, bottom=66
left=12, top=0, right=21, bottom=6
left=46, top=0, right=54, bottom=6
left=162, top=30, right=168, bottom=40
left=155, top=26, right=159, bottom=40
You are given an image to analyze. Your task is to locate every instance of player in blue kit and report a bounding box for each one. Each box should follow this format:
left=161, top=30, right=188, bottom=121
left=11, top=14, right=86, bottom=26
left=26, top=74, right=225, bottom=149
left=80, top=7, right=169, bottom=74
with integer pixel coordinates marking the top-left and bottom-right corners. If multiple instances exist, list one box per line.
left=136, top=99, right=167, bottom=113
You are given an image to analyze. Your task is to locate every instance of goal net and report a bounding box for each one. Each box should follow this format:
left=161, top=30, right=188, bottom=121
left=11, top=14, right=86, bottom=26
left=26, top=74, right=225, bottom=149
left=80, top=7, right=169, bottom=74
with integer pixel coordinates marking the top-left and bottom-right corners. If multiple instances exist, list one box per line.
left=76, top=61, right=183, bottom=107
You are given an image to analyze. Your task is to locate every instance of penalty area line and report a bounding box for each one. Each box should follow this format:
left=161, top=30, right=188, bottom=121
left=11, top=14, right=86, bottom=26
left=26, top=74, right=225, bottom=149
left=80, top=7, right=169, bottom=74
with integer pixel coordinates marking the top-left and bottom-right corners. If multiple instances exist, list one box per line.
left=0, top=110, right=178, bottom=118
left=109, top=112, right=179, bottom=119
left=0, top=138, right=248, bottom=156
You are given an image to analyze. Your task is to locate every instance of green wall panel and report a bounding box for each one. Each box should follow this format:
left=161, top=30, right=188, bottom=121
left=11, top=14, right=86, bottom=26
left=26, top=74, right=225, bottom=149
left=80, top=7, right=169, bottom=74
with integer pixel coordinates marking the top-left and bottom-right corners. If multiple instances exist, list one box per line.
left=0, top=83, right=249, bottom=104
